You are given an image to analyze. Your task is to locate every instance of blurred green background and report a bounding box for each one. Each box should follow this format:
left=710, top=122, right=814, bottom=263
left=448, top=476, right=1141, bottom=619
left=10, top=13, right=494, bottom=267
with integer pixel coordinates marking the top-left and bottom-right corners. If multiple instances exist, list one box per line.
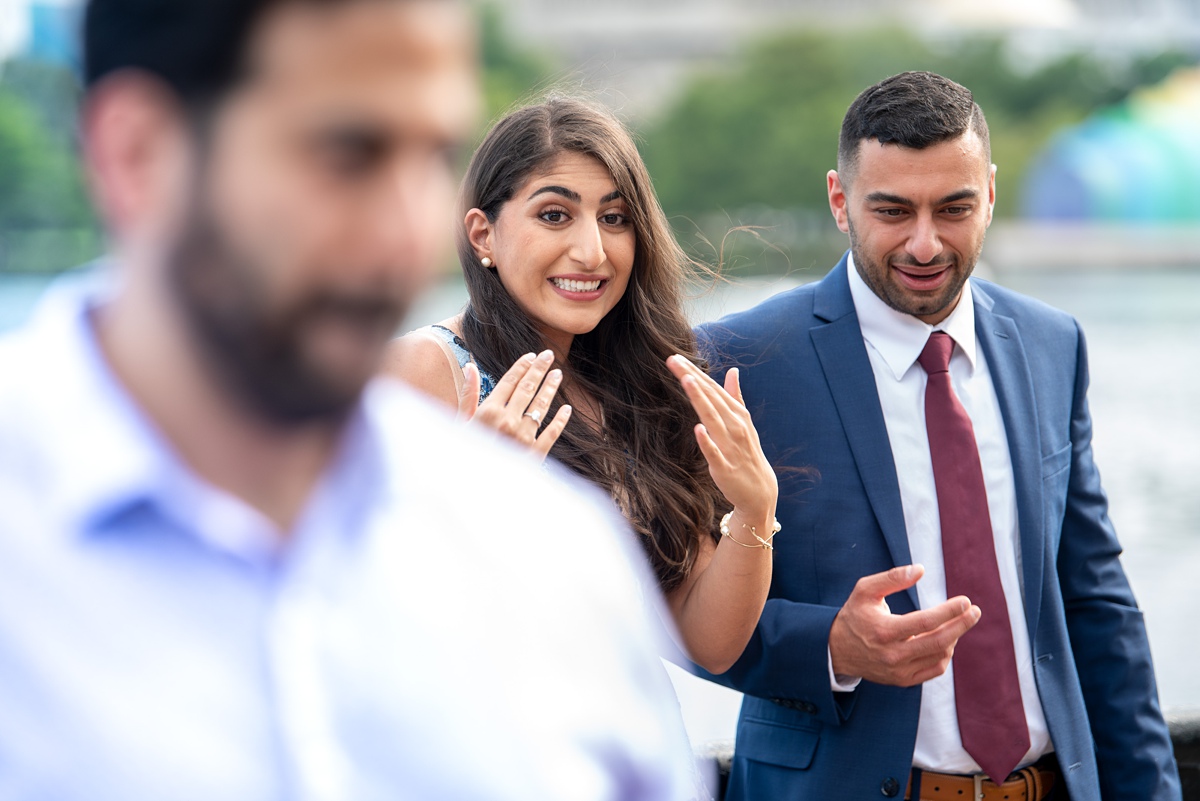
left=2, top=0, right=1198, bottom=274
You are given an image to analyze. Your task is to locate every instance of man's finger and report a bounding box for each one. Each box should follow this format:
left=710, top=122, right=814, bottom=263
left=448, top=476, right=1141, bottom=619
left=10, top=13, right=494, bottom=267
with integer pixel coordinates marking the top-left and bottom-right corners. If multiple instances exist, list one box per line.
left=905, top=604, right=981, bottom=658
left=889, top=595, right=975, bottom=640
left=852, top=564, right=925, bottom=603
left=906, top=657, right=957, bottom=687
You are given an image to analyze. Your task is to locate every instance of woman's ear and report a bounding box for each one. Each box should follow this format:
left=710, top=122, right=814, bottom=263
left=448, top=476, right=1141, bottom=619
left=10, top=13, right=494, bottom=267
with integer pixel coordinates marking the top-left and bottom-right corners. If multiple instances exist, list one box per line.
left=464, top=208, right=494, bottom=266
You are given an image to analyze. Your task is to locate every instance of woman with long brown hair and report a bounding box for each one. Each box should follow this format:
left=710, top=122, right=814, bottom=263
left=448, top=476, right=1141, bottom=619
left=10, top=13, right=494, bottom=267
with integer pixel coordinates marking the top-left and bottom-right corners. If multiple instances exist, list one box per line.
left=387, top=96, right=779, bottom=674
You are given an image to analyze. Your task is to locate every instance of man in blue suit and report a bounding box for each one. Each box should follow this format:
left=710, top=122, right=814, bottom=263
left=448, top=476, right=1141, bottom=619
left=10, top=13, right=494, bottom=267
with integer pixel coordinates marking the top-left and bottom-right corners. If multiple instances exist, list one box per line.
left=699, top=71, right=1180, bottom=801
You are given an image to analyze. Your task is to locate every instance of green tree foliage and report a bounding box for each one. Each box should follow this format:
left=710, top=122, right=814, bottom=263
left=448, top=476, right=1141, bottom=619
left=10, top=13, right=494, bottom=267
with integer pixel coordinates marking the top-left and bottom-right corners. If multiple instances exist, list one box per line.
left=0, top=59, right=82, bottom=150
left=0, top=88, right=89, bottom=228
left=639, top=27, right=1196, bottom=224
left=478, top=2, right=559, bottom=122
left=0, top=60, right=96, bottom=271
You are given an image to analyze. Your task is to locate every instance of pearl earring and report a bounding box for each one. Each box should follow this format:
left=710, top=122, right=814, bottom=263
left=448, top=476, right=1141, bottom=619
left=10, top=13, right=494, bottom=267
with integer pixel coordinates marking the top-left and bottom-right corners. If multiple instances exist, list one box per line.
left=480, top=257, right=493, bottom=268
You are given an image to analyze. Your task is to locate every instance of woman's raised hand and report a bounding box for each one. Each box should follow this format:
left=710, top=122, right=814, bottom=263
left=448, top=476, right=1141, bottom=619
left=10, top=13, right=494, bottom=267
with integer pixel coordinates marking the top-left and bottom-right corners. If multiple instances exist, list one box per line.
left=457, top=350, right=572, bottom=461
left=666, top=355, right=778, bottom=523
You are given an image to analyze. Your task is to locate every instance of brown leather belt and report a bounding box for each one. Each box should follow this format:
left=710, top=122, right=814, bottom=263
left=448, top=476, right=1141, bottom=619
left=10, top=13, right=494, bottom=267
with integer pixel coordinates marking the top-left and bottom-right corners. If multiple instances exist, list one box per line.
left=905, top=757, right=1057, bottom=801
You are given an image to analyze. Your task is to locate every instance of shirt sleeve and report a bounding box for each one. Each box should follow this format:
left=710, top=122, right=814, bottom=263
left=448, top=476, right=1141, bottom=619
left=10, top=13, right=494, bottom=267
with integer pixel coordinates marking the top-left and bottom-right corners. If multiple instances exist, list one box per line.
left=828, top=647, right=862, bottom=692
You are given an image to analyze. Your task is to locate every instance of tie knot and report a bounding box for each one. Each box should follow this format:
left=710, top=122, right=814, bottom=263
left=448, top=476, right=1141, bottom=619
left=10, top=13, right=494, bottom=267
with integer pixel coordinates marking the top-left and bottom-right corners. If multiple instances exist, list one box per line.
left=918, top=331, right=954, bottom=375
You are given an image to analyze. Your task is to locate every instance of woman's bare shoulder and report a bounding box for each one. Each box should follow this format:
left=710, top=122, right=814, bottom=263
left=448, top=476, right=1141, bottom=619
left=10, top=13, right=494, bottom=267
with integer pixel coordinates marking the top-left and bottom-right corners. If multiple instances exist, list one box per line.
left=381, top=321, right=462, bottom=409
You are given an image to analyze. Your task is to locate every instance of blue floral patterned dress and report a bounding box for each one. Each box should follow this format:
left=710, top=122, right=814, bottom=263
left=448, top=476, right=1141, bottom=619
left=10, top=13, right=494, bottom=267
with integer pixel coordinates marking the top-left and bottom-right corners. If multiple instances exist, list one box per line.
left=426, top=324, right=498, bottom=405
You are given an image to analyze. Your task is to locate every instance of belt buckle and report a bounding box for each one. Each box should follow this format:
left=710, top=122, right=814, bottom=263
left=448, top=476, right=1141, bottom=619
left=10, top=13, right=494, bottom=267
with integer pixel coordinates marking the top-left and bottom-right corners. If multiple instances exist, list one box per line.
left=973, top=773, right=984, bottom=800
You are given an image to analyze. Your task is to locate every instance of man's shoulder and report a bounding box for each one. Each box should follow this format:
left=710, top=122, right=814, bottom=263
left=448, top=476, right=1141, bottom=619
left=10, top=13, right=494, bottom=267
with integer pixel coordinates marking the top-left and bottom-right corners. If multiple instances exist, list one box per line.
left=695, top=275, right=828, bottom=366
left=361, top=378, right=660, bottom=635
left=364, top=379, right=631, bottom=544
left=0, top=271, right=102, bottom=403
left=0, top=302, right=81, bottom=486
left=364, top=379, right=550, bottom=489
left=0, top=316, right=54, bottom=398
left=972, top=277, right=1080, bottom=339
left=0, top=325, right=74, bottom=536
left=358, top=387, right=692, bottom=798
left=704, top=279, right=821, bottom=334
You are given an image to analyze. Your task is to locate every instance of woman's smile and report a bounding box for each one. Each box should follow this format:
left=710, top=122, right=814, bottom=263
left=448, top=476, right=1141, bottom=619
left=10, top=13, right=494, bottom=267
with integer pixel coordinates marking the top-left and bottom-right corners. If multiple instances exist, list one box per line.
left=549, top=275, right=608, bottom=299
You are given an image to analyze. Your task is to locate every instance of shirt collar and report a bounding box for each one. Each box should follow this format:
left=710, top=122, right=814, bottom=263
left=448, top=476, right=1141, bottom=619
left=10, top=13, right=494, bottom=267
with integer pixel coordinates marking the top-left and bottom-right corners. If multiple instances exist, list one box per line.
left=846, top=252, right=977, bottom=382
left=26, top=275, right=385, bottom=561
left=21, top=275, right=172, bottom=536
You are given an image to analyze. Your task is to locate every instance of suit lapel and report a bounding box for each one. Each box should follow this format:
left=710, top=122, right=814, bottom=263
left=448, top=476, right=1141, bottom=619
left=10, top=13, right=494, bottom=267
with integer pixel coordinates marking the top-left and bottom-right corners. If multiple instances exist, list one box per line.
left=812, top=258, right=916, bottom=609
left=973, top=283, right=1044, bottom=637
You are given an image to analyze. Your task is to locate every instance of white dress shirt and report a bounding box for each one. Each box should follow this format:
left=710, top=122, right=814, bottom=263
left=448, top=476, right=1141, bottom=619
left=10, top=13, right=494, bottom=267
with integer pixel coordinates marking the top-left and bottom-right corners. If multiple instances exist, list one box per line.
left=0, top=278, right=697, bottom=801
left=846, top=256, right=1051, bottom=774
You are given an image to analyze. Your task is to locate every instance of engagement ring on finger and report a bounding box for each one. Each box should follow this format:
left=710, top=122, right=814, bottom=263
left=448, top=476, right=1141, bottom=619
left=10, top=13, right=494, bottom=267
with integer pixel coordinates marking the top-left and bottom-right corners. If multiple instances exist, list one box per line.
left=524, top=409, right=542, bottom=424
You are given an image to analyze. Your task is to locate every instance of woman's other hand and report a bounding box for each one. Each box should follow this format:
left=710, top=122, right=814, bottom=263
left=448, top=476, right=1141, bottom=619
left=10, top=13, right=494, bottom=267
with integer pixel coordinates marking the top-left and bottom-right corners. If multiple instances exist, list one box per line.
left=664, top=354, right=778, bottom=673
left=666, top=355, right=778, bottom=523
left=460, top=350, right=572, bottom=460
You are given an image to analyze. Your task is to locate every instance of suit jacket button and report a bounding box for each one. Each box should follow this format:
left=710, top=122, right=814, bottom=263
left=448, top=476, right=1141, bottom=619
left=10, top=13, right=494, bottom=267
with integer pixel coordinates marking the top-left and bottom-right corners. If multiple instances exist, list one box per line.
left=881, top=777, right=900, bottom=797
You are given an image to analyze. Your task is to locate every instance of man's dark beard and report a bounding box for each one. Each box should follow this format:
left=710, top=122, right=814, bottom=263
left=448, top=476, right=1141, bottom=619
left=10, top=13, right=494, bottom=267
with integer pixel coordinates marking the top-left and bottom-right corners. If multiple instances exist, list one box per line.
left=166, top=205, right=410, bottom=426
left=847, top=216, right=982, bottom=321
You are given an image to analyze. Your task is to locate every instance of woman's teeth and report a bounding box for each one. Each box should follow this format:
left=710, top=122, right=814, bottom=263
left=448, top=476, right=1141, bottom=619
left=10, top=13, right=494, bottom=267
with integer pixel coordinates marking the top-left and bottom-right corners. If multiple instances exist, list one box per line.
left=551, top=278, right=602, bottom=293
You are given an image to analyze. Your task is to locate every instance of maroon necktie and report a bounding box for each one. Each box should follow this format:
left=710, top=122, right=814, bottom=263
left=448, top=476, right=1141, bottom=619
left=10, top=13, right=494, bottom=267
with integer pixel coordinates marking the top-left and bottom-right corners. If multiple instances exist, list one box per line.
left=918, top=332, right=1029, bottom=784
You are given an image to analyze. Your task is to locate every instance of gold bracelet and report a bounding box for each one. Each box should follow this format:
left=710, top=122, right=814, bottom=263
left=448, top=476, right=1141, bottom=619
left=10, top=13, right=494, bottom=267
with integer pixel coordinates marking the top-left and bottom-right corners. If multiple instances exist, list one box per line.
left=719, top=511, right=782, bottom=550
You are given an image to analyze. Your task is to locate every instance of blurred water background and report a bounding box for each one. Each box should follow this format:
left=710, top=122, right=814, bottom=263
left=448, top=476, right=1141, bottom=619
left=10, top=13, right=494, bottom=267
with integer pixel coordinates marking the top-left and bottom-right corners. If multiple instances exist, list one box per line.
left=2, top=0, right=1198, bottom=747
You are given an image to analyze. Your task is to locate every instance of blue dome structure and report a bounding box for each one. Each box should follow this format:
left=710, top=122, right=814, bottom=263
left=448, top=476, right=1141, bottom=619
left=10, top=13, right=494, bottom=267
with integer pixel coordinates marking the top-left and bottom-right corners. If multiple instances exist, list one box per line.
left=1020, top=68, right=1200, bottom=223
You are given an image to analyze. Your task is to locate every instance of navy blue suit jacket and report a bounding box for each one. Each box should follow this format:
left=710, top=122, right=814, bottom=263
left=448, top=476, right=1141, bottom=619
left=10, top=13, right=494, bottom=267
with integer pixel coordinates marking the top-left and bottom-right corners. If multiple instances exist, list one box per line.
left=696, top=255, right=1180, bottom=801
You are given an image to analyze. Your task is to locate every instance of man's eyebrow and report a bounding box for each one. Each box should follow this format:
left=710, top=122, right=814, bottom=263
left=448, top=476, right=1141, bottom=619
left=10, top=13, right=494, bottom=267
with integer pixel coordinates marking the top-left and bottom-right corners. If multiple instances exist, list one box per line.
left=528, top=185, right=581, bottom=203
left=937, top=189, right=980, bottom=205
left=864, top=191, right=912, bottom=206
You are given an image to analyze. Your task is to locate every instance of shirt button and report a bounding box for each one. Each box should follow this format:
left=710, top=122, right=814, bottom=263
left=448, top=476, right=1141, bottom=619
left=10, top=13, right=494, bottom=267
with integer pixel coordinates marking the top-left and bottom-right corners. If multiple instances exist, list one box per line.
left=880, top=776, right=900, bottom=797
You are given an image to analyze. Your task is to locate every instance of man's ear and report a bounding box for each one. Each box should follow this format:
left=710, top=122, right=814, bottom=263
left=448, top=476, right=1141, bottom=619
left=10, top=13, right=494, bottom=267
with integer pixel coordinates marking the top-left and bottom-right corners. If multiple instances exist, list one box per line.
left=827, top=170, right=850, bottom=234
left=985, top=163, right=997, bottom=228
left=81, top=72, right=193, bottom=244
left=463, top=208, right=494, bottom=266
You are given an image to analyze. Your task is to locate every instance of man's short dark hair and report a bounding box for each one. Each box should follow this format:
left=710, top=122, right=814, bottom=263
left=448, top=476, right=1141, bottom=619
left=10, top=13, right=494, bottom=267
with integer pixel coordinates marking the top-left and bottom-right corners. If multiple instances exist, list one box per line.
left=83, top=0, right=289, bottom=104
left=837, top=71, right=991, bottom=180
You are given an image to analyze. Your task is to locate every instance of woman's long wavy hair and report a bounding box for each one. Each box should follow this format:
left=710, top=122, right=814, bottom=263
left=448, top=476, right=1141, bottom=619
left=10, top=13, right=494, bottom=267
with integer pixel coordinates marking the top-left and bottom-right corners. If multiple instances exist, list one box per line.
left=458, top=96, right=722, bottom=593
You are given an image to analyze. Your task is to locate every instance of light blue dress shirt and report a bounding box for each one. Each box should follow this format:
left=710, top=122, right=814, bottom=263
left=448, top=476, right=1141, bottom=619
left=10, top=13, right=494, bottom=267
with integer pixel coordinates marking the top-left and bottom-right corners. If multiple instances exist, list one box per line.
left=0, top=284, right=696, bottom=801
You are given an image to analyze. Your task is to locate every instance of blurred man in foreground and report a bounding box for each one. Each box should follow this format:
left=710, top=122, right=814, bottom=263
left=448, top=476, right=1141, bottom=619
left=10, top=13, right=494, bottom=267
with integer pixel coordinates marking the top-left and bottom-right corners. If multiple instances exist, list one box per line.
left=0, top=1, right=695, bottom=798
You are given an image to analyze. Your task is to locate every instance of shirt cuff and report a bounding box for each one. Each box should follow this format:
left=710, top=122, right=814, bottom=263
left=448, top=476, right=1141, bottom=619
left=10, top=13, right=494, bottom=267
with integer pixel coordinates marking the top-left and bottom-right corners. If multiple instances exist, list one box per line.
left=828, top=647, right=862, bottom=692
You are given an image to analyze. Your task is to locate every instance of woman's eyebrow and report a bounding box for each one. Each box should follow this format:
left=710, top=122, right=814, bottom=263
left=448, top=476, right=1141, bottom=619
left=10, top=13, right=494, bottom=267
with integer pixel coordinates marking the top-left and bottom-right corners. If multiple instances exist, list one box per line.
left=527, top=185, right=580, bottom=203
left=526, top=187, right=624, bottom=204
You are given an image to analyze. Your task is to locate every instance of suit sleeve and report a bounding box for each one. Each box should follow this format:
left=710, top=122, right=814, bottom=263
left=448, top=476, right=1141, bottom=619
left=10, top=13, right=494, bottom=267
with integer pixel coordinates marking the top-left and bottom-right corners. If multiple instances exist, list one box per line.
left=1057, top=321, right=1181, bottom=800
left=694, top=598, right=858, bottom=727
